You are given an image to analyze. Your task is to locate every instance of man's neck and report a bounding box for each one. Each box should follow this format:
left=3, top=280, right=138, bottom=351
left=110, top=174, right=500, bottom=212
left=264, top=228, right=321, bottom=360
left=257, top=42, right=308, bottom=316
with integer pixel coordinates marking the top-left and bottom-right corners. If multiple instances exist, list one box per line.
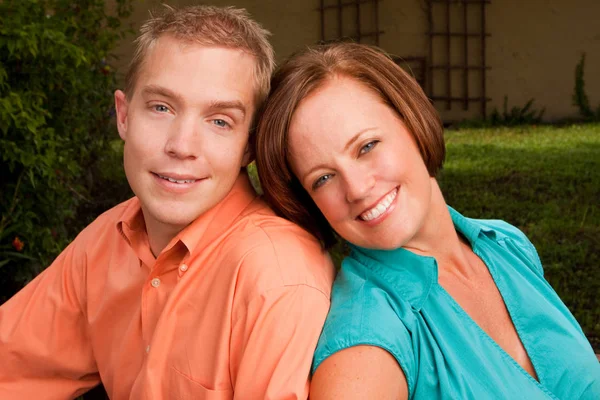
left=142, top=212, right=184, bottom=258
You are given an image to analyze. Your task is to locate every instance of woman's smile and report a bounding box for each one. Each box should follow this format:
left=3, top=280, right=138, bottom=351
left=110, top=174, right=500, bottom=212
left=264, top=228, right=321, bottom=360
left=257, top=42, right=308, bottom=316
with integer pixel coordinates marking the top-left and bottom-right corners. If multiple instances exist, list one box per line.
left=358, top=187, right=398, bottom=223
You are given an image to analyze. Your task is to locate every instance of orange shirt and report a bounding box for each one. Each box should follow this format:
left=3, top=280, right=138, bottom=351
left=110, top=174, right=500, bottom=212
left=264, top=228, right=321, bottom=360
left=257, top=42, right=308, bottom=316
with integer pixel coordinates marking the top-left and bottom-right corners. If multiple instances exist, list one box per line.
left=0, top=172, right=335, bottom=399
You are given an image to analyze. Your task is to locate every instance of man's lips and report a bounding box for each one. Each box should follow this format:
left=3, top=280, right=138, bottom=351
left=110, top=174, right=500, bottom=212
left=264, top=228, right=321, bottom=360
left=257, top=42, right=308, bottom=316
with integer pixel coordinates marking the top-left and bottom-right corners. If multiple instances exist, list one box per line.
left=152, top=172, right=200, bottom=184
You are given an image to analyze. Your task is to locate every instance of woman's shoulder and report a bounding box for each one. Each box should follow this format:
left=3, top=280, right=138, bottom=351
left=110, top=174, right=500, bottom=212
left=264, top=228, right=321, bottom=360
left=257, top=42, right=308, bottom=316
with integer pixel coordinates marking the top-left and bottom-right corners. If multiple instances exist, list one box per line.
left=477, top=219, right=544, bottom=276
left=449, top=206, right=532, bottom=246
left=325, top=253, right=418, bottom=326
left=451, top=208, right=544, bottom=276
left=313, top=259, right=417, bottom=386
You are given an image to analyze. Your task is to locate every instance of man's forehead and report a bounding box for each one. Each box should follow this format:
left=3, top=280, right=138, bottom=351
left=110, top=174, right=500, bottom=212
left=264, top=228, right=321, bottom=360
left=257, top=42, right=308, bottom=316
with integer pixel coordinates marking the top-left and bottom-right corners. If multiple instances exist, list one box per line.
left=132, top=39, right=258, bottom=109
left=142, top=35, right=259, bottom=72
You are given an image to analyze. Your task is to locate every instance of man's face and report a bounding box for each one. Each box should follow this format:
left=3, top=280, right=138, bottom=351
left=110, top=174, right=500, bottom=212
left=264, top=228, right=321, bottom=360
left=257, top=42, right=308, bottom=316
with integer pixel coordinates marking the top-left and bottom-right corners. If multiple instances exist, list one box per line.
left=115, top=35, right=257, bottom=244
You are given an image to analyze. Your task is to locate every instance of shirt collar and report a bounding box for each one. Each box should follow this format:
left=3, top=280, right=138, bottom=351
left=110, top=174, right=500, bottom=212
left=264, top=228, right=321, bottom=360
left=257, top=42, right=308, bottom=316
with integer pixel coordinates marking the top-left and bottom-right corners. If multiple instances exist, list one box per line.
left=116, top=171, right=258, bottom=265
left=447, top=205, right=498, bottom=244
left=117, top=197, right=156, bottom=268
left=347, top=205, right=499, bottom=311
left=117, top=198, right=145, bottom=235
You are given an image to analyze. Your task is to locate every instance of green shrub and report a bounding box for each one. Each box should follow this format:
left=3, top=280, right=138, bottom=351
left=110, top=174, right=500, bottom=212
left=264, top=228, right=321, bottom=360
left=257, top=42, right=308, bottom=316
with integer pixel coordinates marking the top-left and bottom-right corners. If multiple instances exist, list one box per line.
left=454, top=96, right=545, bottom=129
left=572, top=53, right=600, bottom=121
left=489, top=96, right=545, bottom=126
left=0, top=0, right=133, bottom=302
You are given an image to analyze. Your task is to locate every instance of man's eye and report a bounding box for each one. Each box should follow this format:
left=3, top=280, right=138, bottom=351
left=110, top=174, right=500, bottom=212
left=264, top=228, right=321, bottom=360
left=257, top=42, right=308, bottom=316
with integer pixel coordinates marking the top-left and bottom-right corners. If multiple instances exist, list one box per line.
left=359, top=140, right=379, bottom=155
left=312, top=174, right=332, bottom=190
left=213, top=119, right=231, bottom=128
left=153, top=105, right=169, bottom=113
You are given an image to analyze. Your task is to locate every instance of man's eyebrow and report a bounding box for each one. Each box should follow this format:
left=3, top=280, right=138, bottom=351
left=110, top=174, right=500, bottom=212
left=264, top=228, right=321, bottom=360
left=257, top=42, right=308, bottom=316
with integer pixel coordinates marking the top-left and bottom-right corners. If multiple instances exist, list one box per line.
left=140, top=86, right=248, bottom=118
left=140, top=85, right=184, bottom=104
left=207, top=100, right=247, bottom=119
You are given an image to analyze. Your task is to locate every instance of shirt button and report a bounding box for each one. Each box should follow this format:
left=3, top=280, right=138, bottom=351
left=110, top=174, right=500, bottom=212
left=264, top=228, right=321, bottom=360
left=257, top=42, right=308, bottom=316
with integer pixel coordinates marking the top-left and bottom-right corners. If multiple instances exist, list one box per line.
left=151, top=278, right=161, bottom=288
left=145, top=345, right=150, bottom=353
left=179, top=264, right=188, bottom=272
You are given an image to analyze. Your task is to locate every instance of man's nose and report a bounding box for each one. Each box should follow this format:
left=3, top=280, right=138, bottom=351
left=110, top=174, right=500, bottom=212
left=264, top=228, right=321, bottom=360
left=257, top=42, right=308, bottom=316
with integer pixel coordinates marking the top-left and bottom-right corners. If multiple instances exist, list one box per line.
left=164, top=116, right=199, bottom=160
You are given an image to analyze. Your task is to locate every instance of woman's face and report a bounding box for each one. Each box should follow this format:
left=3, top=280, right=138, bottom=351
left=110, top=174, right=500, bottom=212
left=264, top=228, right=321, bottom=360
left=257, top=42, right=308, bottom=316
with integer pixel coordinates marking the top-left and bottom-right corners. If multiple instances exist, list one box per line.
left=288, top=76, right=434, bottom=250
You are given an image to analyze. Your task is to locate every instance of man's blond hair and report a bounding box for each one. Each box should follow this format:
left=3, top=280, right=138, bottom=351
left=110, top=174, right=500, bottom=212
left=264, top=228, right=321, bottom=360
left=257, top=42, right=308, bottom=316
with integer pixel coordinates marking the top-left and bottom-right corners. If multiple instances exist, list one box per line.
left=125, top=5, right=275, bottom=107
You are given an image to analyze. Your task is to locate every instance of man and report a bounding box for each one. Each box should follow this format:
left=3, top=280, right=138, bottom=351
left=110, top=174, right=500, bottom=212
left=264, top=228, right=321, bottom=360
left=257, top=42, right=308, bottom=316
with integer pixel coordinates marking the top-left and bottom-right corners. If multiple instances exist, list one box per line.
left=0, top=5, right=334, bottom=399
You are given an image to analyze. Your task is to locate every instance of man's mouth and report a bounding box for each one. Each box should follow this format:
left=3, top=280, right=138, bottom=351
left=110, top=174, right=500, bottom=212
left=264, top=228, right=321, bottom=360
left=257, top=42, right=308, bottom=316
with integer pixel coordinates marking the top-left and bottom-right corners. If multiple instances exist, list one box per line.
left=154, top=173, right=198, bottom=184
left=359, top=188, right=398, bottom=221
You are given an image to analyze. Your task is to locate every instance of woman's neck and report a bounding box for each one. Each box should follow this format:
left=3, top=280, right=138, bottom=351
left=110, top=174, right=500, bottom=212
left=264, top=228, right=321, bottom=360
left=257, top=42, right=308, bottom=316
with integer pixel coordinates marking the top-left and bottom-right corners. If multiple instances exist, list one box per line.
left=402, top=179, right=476, bottom=278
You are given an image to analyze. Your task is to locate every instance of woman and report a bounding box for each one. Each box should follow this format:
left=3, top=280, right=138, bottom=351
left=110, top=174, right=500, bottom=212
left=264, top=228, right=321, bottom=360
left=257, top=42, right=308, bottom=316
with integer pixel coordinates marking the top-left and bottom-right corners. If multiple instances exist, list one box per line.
left=254, top=42, right=600, bottom=399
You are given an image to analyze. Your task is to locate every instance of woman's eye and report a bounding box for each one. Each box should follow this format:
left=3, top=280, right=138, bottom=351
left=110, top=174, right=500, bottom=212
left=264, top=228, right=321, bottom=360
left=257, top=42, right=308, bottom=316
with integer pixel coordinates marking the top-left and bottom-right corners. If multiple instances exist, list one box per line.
left=312, top=174, right=332, bottom=190
left=213, top=119, right=231, bottom=128
left=359, top=140, right=379, bottom=155
left=153, top=104, right=170, bottom=113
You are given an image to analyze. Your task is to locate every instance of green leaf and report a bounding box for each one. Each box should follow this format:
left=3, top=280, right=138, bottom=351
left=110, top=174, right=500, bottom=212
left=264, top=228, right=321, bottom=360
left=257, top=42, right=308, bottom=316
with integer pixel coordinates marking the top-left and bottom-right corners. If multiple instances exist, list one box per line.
left=1, top=251, right=38, bottom=261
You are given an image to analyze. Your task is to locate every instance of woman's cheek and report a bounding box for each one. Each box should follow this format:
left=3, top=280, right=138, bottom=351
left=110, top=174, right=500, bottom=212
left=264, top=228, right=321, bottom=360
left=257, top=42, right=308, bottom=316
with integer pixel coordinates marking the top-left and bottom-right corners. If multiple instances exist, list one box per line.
left=314, top=189, right=348, bottom=223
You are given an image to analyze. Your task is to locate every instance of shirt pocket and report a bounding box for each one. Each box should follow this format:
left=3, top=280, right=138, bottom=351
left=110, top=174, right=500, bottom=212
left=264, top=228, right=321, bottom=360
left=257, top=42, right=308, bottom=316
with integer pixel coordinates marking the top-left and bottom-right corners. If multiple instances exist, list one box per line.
left=169, top=366, right=233, bottom=400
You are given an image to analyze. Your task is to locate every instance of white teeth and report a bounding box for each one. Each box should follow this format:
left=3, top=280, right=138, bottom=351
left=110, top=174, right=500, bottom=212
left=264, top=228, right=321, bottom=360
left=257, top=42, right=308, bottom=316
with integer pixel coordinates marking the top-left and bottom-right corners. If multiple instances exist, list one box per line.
left=360, top=188, right=397, bottom=221
left=157, top=174, right=196, bottom=184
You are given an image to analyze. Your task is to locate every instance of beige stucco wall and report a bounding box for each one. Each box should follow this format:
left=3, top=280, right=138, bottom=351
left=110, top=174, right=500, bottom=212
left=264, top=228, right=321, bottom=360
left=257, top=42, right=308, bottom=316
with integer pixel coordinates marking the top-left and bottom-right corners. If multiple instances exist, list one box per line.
left=486, top=0, right=600, bottom=122
left=114, top=0, right=322, bottom=69
left=115, top=0, right=600, bottom=122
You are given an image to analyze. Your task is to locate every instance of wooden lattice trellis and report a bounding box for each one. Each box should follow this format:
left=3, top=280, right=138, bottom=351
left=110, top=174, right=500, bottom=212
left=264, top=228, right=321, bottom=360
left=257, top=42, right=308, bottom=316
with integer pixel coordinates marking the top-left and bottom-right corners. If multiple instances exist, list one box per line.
left=318, top=0, right=384, bottom=45
left=427, top=0, right=491, bottom=117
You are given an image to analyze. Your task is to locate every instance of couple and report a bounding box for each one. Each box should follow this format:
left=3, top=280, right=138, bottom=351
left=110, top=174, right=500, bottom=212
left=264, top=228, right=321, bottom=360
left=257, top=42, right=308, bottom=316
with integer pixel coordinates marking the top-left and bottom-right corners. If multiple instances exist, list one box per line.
left=0, top=5, right=598, bottom=399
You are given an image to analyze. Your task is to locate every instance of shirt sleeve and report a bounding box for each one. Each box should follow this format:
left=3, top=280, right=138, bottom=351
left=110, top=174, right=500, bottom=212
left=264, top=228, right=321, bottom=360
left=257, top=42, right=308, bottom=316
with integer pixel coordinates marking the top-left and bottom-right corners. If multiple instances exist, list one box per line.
left=229, top=281, right=331, bottom=399
left=0, top=236, right=99, bottom=399
left=231, top=285, right=329, bottom=399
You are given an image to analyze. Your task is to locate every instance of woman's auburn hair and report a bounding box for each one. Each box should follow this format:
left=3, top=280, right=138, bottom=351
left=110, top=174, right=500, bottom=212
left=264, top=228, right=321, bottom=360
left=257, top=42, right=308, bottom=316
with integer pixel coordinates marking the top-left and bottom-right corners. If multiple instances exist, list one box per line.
left=254, top=42, right=445, bottom=249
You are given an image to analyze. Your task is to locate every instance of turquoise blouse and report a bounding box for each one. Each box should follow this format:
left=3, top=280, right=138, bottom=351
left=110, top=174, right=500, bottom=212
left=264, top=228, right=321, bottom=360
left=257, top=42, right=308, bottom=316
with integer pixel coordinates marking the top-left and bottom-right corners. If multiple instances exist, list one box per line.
left=313, top=207, right=600, bottom=399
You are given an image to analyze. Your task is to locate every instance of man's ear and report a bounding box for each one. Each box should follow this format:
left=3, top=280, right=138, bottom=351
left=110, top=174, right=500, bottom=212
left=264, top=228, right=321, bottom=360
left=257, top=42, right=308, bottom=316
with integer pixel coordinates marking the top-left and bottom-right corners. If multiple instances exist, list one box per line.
left=241, top=138, right=255, bottom=167
left=114, top=90, right=129, bottom=141
left=241, top=128, right=256, bottom=167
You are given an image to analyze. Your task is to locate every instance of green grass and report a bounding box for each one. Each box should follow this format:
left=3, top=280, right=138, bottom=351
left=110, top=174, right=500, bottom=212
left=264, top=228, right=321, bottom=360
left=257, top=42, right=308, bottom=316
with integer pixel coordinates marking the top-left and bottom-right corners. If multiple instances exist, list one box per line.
left=438, top=123, right=600, bottom=350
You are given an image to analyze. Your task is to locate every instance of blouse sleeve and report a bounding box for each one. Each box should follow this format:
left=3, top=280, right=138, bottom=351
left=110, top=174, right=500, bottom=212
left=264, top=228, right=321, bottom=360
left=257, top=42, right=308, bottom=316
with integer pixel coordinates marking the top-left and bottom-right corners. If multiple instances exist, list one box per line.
left=312, top=266, right=417, bottom=395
